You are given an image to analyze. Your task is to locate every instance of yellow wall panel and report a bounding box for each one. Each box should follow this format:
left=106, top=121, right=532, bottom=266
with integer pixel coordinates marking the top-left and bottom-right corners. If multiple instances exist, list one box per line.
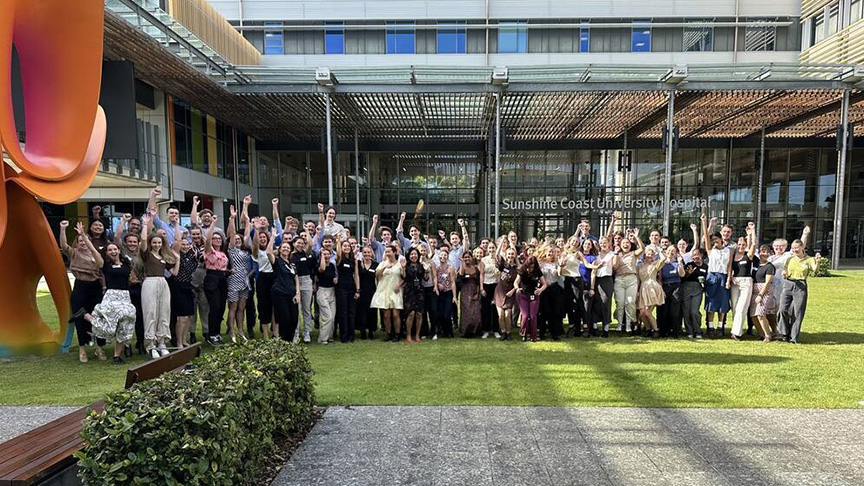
left=207, top=115, right=218, bottom=176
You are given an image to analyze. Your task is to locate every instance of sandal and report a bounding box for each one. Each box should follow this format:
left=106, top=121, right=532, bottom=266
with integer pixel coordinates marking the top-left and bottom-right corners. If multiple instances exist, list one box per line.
left=78, top=349, right=88, bottom=363
left=94, top=347, right=107, bottom=361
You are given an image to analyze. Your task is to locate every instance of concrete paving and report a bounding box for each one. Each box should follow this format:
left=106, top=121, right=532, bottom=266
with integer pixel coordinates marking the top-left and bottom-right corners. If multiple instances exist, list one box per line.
left=0, top=406, right=79, bottom=443
left=272, top=406, right=864, bottom=486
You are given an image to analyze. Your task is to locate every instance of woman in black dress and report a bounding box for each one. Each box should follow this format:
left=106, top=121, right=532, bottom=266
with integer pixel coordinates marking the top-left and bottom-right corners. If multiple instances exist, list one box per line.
left=356, top=245, right=379, bottom=339
left=403, top=247, right=428, bottom=343
left=172, top=237, right=199, bottom=348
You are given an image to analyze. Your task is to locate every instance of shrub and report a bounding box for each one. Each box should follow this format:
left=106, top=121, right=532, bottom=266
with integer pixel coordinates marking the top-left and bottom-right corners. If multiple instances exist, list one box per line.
left=814, top=256, right=831, bottom=277
left=76, top=340, right=315, bottom=486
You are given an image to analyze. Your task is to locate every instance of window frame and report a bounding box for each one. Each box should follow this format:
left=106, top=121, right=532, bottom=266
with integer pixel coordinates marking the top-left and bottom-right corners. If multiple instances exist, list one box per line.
left=498, top=20, right=528, bottom=54
left=631, top=20, right=652, bottom=53
left=437, top=21, right=467, bottom=54
left=386, top=21, right=416, bottom=54
left=324, top=21, right=345, bottom=55
left=683, top=20, right=714, bottom=52
left=579, top=22, right=590, bottom=53
left=263, top=22, right=284, bottom=55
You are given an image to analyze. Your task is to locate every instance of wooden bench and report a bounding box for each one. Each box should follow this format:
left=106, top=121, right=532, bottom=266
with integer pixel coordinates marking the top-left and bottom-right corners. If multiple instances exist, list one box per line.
left=0, top=343, right=202, bottom=486
left=124, top=342, right=201, bottom=389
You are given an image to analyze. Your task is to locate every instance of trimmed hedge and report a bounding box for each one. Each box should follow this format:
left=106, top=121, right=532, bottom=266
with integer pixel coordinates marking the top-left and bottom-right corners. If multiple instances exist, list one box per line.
left=76, top=340, right=315, bottom=486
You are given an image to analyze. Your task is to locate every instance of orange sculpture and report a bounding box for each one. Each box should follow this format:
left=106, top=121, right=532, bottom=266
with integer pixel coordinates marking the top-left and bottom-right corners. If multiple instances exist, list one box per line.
left=0, top=0, right=106, bottom=355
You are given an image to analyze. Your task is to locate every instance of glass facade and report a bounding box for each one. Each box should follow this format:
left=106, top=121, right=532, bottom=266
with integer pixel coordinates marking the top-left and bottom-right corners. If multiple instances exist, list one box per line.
left=263, top=22, right=284, bottom=55
left=632, top=21, right=651, bottom=52
left=256, top=147, right=862, bottom=261
left=386, top=22, right=415, bottom=54
left=171, top=99, right=251, bottom=183
left=325, top=22, right=345, bottom=54
left=437, top=22, right=467, bottom=54
left=499, top=21, right=528, bottom=53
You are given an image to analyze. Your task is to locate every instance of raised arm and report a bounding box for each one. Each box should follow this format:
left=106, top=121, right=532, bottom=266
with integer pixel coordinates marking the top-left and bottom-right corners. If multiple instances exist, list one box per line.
left=190, top=195, right=200, bottom=227
left=317, top=202, right=325, bottom=229
left=172, top=224, right=184, bottom=254
left=368, top=214, right=379, bottom=245
left=396, top=211, right=406, bottom=235
left=632, top=229, right=645, bottom=256
left=746, top=222, right=757, bottom=259
left=241, top=194, right=252, bottom=225
left=204, top=215, right=217, bottom=253
left=170, top=249, right=181, bottom=276
left=114, top=214, right=128, bottom=246
left=227, top=205, right=237, bottom=247
left=265, top=227, right=277, bottom=265
left=76, top=222, right=104, bottom=268
left=604, top=213, right=617, bottom=241
left=458, top=218, right=470, bottom=250
left=271, top=198, right=280, bottom=227
left=318, top=250, right=328, bottom=273
left=800, top=225, right=811, bottom=250
left=701, top=214, right=710, bottom=252
left=690, top=223, right=699, bottom=252
left=252, top=219, right=263, bottom=258
left=58, top=220, right=71, bottom=253
left=707, top=216, right=718, bottom=240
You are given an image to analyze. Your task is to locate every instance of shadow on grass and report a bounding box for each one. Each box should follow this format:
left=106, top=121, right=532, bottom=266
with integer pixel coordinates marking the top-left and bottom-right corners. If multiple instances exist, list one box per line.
left=799, top=332, right=864, bottom=345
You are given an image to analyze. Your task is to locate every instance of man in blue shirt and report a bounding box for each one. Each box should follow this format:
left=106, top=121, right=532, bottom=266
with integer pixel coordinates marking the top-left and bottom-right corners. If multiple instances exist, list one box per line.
left=368, top=214, right=395, bottom=262
left=396, top=211, right=429, bottom=255
left=147, top=188, right=185, bottom=246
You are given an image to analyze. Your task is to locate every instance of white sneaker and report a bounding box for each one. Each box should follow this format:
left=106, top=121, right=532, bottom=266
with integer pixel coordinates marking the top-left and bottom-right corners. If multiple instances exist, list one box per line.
left=293, top=336, right=300, bottom=344
left=303, top=336, right=311, bottom=343
left=158, top=345, right=170, bottom=357
left=481, top=332, right=489, bottom=339
left=150, top=348, right=160, bottom=360
left=432, top=334, right=438, bottom=341
left=494, top=332, right=501, bottom=339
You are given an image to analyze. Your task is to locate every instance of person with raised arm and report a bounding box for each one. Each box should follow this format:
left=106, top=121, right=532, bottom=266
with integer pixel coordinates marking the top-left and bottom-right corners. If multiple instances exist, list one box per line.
left=368, top=214, right=395, bottom=262
left=419, top=244, right=438, bottom=338
left=559, top=236, right=584, bottom=337
left=701, top=214, right=733, bottom=337
left=635, top=229, right=666, bottom=339
left=86, top=241, right=136, bottom=364
left=479, top=242, right=500, bottom=339
left=291, top=234, right=315, bottom=343
left=225, top=206, right=253, bottom=343
left=252, top=216, right=276, bottom=339
left=778, top=239, right=821, bottom=344
left=537, top=245, right=564, bottom=341
left=317, top=202, right=347, bottom=239
left=171, top=227, right=198, bottom=349
left=612, top=228, right=643, bottom=335
left=494, top=244, right=519, bottom=340
left=139, top=212, right=180, bottom=358
left=146, top=188, right=184, bottom=246
left=729, top=222, right=757, bottom=340
left=396, top=211, right=430, bottom=255
left=681, top=246, right=708, bottom=339
left=769, top=225, right=810, bottom=338
left=61, top=220, right=107, bottom=363
left=592, top=235, right=616, bottom=338
left=371, top=245, right=405, bottom=342
left=316, top=247, right=338, bottom=344
left=443, top=218, right=470, bottom=271
left=676, top=223, right=699, bottom=264
left=203, top=214, right=229, bottom=345
left=458, top=250, right=483, bottom=338
left=265, top=227, right=301, bottom=342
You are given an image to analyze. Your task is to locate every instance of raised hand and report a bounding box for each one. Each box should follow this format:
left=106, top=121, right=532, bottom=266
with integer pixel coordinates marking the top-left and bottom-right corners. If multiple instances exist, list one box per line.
left=803, top=226, right=811, bottom=235
left=229, top=205, right=237, bottom=218
left=192, top=195, right=200, bottom=205
left=709, top=217, right=718, bottom=226
left=700, top=214, right=707, bottom=222
left=152, top=188, right=162, bottom=197
left=317, top=202, right=324, bottom=213
left=399, top=212, right=406, bottom=221
left=372, top=214, right=379, bottom=224
left=747, top=221, right=756, bottom=232
left=272, top=198, right=279, bottom=206
left=243, top=194, right=252, bottom=205
left=75, top=221, right=85, bottom=235
left=457, top=218, right=465, bottom=227
left=212, top=215, right=218, bottom=223
left=690, top=223, right=697, bottom=231
left=123, top=213, right=132, bottom=222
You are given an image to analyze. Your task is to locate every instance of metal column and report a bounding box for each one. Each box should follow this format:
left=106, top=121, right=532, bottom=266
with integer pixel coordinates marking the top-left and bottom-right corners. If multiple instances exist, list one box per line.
left=833, top=89, right=851, bottom=269
left=662, top=89, right=675, bottom=236
left=354, top=128, right=361, bottom=235
left=494, top=93, right=502, bottom=241
left=325, top=93, right=334, bottom=207
left=756, top=126, right=766, bottom=240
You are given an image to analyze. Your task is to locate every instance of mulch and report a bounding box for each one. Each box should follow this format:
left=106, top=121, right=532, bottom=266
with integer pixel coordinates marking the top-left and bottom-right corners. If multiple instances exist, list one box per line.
left=256, top=406, right=324, bottom=485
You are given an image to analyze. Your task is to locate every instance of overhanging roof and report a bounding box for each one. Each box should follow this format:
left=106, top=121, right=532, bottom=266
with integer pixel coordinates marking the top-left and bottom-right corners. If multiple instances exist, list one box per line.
left=102, top=4, right=864, bottom=146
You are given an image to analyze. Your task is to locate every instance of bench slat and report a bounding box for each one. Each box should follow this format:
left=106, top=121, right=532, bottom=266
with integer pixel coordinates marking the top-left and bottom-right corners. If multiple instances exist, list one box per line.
left=3, top=436, right=84, bottom=486
left=0, top=404, right=101, bottom=468
left=124, top=343, right=201, bottom=389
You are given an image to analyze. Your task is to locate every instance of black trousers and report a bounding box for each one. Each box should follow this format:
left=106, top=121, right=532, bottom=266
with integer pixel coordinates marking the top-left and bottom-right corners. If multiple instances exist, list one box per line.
left=539, top=284, right=564, bottom=339
left=256, top=272, right=275, bottom=325
left=595, top=276, right=613, bottom=328
left=70, top=279, right=105, bottom=347
left=246, top=275, right=256, bottom=336
left=480, top=283, right=499, bottom=333
left=658, top=283, right=683, bottom=337
left=582, top=285, right=597, bottom=329
left=167, top=276, right=179, bottom=347
left=204, top=270, right=228, bottom=339
left=421, top=286, right=437, bottom=336
left=273, top=291, right=299, bottom=341
left=563, top=276, right=584, bottom=334
left=436, top=293, right=455, bottom=337
left=355, top=293, right=376, bottom=335
left=336, top=287, right=357, bottom=343
left=129, top=283, right=144, bottom=348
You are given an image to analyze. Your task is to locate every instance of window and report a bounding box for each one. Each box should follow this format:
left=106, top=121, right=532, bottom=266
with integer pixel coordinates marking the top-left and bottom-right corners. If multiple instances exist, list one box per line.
left=498, top=21, right=527, bottom=53
left=263, top=22, right=283, bottom=55
left=812, top=13, right=826, bottom=45
left=386, top=22, right=415, bottom=54
left=744, top=20, right=776, bottom=51
left=631, top=21, right=651, bottom=52
left=683, top=21, right=713, bottom=52
left=579, top=23, right=590, bottom=52
left=828, top=5, right=840, bottom=35
left=325, top=22, right=345, bottom=54
left=853, top=0, right=863, bottom=24
left=437, top=21, right=466, bottom=54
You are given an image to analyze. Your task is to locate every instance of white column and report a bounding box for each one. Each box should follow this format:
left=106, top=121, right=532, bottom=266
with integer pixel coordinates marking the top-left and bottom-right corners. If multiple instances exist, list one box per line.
left=662, top=89, right=675, bottom=236
left=833, top=89, right=851, bottom=269
left=326, top=93, right=334, bottom=207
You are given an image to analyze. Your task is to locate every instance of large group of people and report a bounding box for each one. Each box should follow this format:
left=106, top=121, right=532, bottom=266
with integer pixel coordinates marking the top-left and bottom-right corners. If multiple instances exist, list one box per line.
left=61, top=189, right=823, bottom=363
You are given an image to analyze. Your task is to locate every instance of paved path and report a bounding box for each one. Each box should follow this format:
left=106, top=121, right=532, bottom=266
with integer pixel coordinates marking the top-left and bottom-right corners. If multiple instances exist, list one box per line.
left=273, top=406, right=864, bottom=486
left=0, top=406, right=79, bottom=443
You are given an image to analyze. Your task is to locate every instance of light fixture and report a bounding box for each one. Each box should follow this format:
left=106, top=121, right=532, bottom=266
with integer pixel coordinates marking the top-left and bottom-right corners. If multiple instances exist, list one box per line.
left=661, top=65, right=688, bottom=84
left=492, top=66, right=509, bottom=87
left=315, top=67, right=336, bottom=87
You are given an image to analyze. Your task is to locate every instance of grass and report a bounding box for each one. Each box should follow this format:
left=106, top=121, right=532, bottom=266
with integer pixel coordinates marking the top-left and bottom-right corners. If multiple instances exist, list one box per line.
left=1, top=272, right=863, bottom=408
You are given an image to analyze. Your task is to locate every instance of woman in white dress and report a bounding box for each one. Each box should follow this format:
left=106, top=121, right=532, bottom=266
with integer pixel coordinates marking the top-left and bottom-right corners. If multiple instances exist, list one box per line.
left=371, top=245, right=405, bottom=343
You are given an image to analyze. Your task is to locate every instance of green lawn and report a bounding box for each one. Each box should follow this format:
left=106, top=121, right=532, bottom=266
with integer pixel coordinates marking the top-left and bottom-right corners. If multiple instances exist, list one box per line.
left=2, top=272, right=863, bottom=408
